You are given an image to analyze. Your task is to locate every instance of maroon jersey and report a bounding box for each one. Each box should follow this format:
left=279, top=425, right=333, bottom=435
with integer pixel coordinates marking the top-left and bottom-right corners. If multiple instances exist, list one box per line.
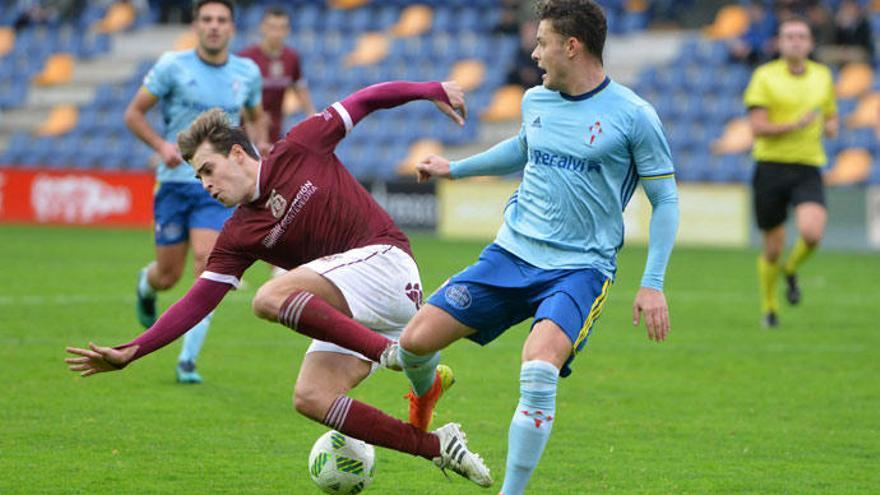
left=203, top=103, right=411, bottom=285
left=239, top=44, right=303, bottom=140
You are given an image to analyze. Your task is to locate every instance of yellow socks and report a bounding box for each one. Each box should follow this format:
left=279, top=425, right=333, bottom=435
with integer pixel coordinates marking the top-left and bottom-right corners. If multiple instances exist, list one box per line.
left=758, top=256, right=780, bottom=314
left=784, top=237, right=815, bottom=276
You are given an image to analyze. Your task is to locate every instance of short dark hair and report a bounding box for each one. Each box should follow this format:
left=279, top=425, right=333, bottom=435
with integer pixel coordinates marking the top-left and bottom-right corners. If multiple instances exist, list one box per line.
left=779, top=15, right=813, bottom=37
left=536, top=0, right=607, bottom=64
left=193, top=0, right=235, bottom=19
left=178, top=108, right=259, bottom=163
left=263, top=5, right=289, bottom=21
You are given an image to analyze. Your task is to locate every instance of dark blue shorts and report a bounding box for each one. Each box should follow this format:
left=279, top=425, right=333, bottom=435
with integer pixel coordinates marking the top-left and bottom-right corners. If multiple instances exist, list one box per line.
left=153, top=182, right=234, bottom=246
left=427, top=244, right=612, bottom=377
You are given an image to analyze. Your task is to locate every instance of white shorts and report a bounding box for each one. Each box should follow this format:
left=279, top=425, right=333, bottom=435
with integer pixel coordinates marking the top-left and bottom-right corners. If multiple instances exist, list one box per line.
left=302, top=244, right=422, bottom=368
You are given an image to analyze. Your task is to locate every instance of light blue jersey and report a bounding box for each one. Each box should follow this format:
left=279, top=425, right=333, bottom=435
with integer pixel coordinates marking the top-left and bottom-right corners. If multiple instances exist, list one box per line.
left=143, top=49, right=262, bottom=183
left=452, top=78, right=675, bottom=280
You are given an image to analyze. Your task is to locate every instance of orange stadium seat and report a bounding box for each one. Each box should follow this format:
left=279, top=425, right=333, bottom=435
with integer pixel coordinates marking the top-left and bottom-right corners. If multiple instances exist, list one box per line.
left=344, top=32, right=390, bottom=66
left=391, top=5, right=433, bottom=37
left=94, top=1, right=137, bottom=34
left=836, top=63, right=874, bottom=99
left=845, top=92, right=880, bottom=128
left=825, top=148, right=872, bottom=185
left=33, top=53, right=75, bottom=86
left=625, top=0, right=649, bottom=13
left=175, top=32, right=198, bottom=51
left=448, top=59, right=485, bottom=92
left=710, top=117, right=754, bottom=154
left=872, top=0, right=880, bottom=12
left=35, top=105, right=79, bottom=136
left=396, top=139, right=444, bottom=177
left=704, top=5, right=750, bottom=40
left=481, top=84, right=525, bottom=122
left=0, top=27, right=14, bottom=58
left=329, top=0, right=370, bottom=9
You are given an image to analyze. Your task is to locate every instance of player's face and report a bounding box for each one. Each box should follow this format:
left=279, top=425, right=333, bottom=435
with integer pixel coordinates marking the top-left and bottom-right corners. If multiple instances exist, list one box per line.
left=531, top=20, right=568, bottom=91
left=191, top=142, right=251, bottom=206
left=261, top=14, right=290, bottom=48
left=193, top=3, right=235, bottom=55
left=778, top=22, right=813, bottom=62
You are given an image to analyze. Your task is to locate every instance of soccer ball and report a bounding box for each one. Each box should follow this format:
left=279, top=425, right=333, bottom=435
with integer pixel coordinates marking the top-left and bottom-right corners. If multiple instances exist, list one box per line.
left=308, top=430, right=375, bottom=494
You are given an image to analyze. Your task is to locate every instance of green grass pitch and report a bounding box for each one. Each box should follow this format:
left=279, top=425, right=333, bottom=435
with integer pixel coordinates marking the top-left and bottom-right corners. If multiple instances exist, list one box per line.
left=1, top=225, right=877, bottom=494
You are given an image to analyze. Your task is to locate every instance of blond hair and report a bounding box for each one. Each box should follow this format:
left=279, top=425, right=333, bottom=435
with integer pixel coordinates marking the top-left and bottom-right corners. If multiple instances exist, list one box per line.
left=177, top=108, right=258, bottom=163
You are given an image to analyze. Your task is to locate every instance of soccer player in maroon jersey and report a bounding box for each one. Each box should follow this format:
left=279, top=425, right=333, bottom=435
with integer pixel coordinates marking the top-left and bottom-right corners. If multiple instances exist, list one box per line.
left=65, top=80, right=492, bottom=487
left=239, top=6, right=316, bottom=148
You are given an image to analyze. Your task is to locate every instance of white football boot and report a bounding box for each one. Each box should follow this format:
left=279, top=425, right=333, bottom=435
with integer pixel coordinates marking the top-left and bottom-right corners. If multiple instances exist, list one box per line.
left=432, top=422, right=493, bottom=487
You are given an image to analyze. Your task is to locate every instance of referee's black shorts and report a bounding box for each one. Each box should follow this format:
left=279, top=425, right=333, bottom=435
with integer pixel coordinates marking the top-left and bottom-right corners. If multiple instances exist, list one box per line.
left=752, top=161, right=826, bottom=231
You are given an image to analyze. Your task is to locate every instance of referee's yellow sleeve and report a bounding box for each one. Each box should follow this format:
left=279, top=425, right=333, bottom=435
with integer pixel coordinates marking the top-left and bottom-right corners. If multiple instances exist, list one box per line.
left=743, top=69, right=769, bottom=108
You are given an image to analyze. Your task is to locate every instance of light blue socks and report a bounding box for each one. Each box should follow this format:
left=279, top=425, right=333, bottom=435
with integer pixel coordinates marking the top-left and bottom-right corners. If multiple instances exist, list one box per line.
left=137, top=267, right=156, bottom=298
left=399, top=346, right=440, bottom=396
left=178, top=312, right=213, bottom=364
left=501, top=360, right=559, bottom=495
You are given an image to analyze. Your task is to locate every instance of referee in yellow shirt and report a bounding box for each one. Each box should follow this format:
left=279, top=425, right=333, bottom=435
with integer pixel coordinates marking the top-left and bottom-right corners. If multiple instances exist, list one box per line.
left=743, top=17, right=838, bottom=328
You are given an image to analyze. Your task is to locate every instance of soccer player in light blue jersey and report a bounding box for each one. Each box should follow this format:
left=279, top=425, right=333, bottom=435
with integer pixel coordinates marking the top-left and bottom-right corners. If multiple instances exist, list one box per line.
left=123, top=0, right=267, bottom=384
left=395, top=1, right=679, bottom=493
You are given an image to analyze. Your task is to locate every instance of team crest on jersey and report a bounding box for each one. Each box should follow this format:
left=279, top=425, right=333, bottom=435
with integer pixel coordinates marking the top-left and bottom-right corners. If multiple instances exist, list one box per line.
left=265, top=189, right=287, bottom=219
left=588, top=120, right=603, bottom=146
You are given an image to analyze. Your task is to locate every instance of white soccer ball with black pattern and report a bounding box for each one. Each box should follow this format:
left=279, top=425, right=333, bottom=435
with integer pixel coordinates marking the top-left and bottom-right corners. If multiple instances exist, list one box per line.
left=308, top=430, right=375, bottom=494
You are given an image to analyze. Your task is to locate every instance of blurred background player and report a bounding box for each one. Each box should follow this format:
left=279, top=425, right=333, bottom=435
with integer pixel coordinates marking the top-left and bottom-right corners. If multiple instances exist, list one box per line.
left=239, top=5, right=317, bottom=278
left=397, top=1, right=679, bottom=494
left=124, top=0, right=267, bottom=383
left=66, top=80, right=492, bottom=488
left=743, top=16, right=838, bottom=329
left=239, top=5, right=317, bottom=148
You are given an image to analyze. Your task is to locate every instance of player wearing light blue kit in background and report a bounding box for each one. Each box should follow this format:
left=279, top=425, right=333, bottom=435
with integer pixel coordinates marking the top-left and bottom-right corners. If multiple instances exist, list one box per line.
left=395, top=1, right=679, bottom=493
left=123, top=0, right=267, bottom=384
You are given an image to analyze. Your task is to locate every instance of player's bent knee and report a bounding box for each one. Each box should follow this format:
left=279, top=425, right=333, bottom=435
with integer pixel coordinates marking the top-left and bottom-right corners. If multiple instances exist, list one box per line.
left=293, top=383, right=329, bottom=421
left=252, top=284, right=283, bottom=321
left=399, top=327, right=434, bottom=355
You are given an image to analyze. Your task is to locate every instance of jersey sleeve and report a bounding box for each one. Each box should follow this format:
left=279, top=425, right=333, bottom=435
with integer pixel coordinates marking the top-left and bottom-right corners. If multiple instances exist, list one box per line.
left=289, top=50, right=303, bottom=85
left=743, top=68, right=770, bottom=109
left=202, top=228, right=256, bottom=288
left=630, top=103, right=675, bottom=178
left=142, top=52, right=175, bottom=99
left=284, top=104, right=348, bottom=154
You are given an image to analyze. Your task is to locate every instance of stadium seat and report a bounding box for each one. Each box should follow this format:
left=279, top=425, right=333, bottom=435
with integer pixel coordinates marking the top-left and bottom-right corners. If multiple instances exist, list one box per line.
left=395, top=139, right=443, bottom=176
left=34, top=105, right=79, bottom=136
left=711, top=117, right=754, bottom=155
left=329, top=0, right=370, bottom=9
left=836, top=62, right=873, bottom=99
left=448, top=59, right=485, bottom=92
left=94, top=1, right=136, bottom=34
left=174, top=32, right=197, bottom=51
left=391, top=5, right=433, bottom=38
left=344, top=32, right=390, bottom=66
left=704, top=5, right=749, bottom=40
left=844, top=92, right=880, bottom=128
left=481, top=84, right=524, bottom=122
left=0, top=27, right=14, bottom=57
left=826, top=148, right=872, bottom=185
left=33, top=53, right=75, bottom=86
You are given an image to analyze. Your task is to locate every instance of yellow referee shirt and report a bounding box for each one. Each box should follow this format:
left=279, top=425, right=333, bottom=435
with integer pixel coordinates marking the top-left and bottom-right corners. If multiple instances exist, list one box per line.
left=743, top=59, right=837, bottom=166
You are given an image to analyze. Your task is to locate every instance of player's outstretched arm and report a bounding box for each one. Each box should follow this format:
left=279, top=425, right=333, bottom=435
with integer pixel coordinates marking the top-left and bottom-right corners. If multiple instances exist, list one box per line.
left=64, top=279, right=231, bottom=376
left=633, top=176, right=679, bottom=342
left=417, top=134, right=528, bottom=183
left=339, top=80, right=465, bottom=127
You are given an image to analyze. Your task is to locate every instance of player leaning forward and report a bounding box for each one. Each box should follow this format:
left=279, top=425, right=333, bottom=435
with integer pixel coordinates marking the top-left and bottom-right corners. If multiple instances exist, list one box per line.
left=65, top=80, right=492, bottom=487
left=397, top=1, right=680, bottom=494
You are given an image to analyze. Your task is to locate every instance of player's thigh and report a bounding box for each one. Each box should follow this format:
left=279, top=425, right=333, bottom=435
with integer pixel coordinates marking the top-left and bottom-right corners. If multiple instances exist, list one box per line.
left=522, top=319, right=574, bottom=370
left=153, top=242, right=188, bottom=281
left=294, top=351, right=372, bottom=419
left=302, top=245, right=422, bottom=332
left=254, top=266, right=351, bottom=320
left=399, top=304, right=476, bottom=355
left=188, top=228, right=221, bottom=275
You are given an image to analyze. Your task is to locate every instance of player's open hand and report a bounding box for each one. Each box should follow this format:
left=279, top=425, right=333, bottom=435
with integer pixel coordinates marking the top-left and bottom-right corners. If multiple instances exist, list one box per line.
left=632, top=287, right=670, bottom=342
left=65, top=343, right=137, bottom=377
left=158, top=141, right=183, bottom=168
left=416, top=154, right=452, bottom=183
left=433, top=81, right=467, bottom=126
